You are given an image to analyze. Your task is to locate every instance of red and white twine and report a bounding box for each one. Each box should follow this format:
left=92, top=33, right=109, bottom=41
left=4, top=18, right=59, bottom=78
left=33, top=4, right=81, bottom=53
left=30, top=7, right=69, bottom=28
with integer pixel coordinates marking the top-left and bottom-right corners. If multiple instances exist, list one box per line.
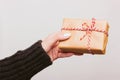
left=61, top=18, right=108, bottom=54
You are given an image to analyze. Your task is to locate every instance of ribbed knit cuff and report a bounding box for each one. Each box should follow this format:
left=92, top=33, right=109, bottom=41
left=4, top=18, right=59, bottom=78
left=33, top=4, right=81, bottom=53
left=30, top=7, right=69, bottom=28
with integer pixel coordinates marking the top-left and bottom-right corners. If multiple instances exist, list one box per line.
left=20, top=40, right=53, bottom=79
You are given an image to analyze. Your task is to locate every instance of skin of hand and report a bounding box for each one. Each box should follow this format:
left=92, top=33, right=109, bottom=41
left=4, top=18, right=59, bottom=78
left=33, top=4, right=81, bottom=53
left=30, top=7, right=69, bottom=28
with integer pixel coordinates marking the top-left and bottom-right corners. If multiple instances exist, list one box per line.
left=41, top=31, right=83, bottom=61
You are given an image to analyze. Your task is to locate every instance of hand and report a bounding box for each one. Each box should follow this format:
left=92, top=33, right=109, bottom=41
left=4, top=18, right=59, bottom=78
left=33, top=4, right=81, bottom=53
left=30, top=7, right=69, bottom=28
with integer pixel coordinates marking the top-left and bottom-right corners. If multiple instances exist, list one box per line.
left=41, top=31, right=83, bottom=61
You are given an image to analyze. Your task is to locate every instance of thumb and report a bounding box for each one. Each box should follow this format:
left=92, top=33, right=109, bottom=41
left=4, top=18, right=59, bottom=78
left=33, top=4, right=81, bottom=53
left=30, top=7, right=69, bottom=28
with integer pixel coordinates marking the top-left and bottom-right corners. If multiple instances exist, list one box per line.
left=49, top=32, right=71, bottom=47
left=55, top=32, right=71, bottom=41
left=41, top=32, right=71, bottom=52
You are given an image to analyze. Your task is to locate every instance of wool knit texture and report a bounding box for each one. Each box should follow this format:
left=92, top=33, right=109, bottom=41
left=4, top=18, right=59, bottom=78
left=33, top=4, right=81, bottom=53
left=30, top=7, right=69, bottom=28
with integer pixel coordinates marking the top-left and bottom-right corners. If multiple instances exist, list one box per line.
left=0, top=40, right=52, bottom=80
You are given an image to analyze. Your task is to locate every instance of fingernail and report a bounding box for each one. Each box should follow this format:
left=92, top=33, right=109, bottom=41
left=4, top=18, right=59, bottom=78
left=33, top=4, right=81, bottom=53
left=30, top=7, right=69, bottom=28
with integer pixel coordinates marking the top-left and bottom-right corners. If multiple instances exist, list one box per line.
left=63, top=33, right=71, bottom=37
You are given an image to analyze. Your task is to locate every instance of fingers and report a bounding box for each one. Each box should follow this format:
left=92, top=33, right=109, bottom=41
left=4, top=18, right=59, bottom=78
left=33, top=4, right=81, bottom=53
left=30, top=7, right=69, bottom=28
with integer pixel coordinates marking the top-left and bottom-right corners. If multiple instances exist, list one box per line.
left=58, top=52, right=74, bottom=58
left=58, top=52, right=84, bottom=58
left=74, top=53, right=84, bottom=56
left=58, top=48, right=83, bottom=56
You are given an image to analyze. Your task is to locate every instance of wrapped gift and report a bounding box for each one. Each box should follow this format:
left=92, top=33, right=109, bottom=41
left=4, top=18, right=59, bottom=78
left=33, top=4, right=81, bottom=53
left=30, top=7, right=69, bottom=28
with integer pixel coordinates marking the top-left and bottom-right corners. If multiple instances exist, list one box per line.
left=58, top=18, right=109, bottom=54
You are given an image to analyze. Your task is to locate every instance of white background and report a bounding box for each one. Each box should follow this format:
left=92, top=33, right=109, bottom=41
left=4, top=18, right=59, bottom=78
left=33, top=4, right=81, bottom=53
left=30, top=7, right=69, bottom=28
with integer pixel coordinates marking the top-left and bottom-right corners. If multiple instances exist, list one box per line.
left=0, top=0, right=120, bottom=80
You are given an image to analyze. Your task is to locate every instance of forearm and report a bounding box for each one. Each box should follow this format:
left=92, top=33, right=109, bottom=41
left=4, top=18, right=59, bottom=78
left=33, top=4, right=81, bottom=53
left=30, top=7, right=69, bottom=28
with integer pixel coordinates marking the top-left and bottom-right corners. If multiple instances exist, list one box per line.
left=0, top=40, right=52, bottom=80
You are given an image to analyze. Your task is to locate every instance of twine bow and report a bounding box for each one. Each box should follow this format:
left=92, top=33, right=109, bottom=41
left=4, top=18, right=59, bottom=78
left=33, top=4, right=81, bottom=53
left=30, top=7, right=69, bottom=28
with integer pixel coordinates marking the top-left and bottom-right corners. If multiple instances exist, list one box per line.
left=61, top=18, right=108, bottom=53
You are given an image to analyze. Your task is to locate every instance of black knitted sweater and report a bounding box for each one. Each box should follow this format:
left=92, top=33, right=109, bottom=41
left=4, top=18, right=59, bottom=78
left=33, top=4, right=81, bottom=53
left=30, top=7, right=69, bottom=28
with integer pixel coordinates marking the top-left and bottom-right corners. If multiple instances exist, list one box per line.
left=0, top=40, right=52, bottom=80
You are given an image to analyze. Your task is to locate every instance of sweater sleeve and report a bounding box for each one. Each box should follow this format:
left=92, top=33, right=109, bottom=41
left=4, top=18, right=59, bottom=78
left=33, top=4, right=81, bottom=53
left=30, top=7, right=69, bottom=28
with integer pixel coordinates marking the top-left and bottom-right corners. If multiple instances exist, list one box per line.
left=0, top=40, right=52, bottom=80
